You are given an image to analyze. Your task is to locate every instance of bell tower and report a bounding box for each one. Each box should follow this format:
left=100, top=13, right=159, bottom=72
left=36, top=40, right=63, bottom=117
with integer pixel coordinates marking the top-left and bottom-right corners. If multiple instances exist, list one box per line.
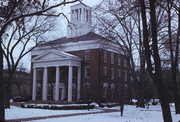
left=67, top=3, right=92, bottom=38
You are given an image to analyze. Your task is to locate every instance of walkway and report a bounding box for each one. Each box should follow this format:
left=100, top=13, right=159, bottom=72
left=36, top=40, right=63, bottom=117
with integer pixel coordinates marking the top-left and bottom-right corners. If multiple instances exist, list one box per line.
left=6, top=108, right=120, bottom=122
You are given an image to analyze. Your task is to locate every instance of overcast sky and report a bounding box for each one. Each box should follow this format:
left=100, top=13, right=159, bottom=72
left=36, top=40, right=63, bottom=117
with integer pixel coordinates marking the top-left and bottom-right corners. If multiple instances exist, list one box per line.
left=17, top=0, right=102, bottom=72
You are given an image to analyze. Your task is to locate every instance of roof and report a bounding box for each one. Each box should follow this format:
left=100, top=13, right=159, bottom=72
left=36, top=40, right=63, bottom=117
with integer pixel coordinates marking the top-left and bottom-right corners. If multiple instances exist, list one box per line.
left=39, top=32, right=109, bottom=47
left=70, top=3, right=91, bottom=9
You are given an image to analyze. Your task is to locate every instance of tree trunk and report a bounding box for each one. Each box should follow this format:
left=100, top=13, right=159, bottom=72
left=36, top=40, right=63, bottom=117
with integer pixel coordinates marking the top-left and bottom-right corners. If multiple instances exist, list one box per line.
left=167, top=1, right=180, bottom=114
left=139, top=0, right=173, bottom=121
left=0, top=43, right=5, bottom=121
left=149, top=0, right=172, bottom=121
left=129, top=51, right=145, bottom=108
left=172, top=68, right=180, bottom=114
left=4, top=82, right=11, bottom=108
left=173, top=6, right=180, bottom=114
left=5, top=73, right=13, bottom=108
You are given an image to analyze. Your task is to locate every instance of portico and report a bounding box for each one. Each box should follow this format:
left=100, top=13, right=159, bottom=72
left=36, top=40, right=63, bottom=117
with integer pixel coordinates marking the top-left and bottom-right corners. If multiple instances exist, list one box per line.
left=31, top=49, right=82, bottom=102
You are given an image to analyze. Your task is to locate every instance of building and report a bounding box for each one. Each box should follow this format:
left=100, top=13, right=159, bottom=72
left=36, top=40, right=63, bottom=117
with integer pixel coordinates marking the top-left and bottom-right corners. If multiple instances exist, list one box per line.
left=31, top=3, right=131, bottom=102
left=3, top=70, right=31, bottom=98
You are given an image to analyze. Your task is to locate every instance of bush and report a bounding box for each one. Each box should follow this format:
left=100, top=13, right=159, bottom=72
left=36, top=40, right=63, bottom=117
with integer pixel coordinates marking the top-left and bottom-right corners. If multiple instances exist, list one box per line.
left=13, top=96, right=25, bottom=102
left=21, top=104, right=95, bottom=110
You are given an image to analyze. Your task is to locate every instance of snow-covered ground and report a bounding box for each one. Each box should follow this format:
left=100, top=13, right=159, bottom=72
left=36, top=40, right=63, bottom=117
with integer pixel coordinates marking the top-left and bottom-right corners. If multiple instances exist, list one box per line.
left=5, top=106, right=102, bottom=120
left=5, top=105, right=180, bottom=122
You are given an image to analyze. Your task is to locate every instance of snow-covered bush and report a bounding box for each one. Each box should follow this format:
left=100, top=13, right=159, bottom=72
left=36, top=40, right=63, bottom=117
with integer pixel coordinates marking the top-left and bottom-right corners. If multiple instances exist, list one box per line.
left=21, top=104, right=95, bottom=110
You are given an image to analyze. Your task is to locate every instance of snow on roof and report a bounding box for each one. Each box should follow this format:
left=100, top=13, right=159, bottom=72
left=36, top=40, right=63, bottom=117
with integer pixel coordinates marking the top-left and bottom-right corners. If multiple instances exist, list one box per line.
left=39, top=32, right=113, bottom=47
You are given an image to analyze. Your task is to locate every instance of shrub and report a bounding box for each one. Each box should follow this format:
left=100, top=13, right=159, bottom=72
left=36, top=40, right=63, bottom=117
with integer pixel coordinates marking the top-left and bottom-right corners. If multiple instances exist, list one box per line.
left=21, top=104, right=95, bottom=110
left=13, top=96, right=25, bottom=102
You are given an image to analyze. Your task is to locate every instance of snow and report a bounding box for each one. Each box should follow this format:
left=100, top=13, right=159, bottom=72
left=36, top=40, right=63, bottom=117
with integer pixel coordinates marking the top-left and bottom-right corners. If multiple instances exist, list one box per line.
left=5, top=106, right=102, bottom=120
left=23, top=103, right=90, bottom=107
left=5, top=105, right=180, bottom=122
left=90, top=102, right=99, bottom=108
left=132, top=99, right=138, bottom=103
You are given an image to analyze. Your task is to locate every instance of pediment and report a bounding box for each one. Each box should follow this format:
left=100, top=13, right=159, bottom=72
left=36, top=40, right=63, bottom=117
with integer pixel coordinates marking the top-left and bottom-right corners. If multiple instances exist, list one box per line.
left=36, top=52, right=67, bottom=61
left=32, top=49, right=82, bottom=62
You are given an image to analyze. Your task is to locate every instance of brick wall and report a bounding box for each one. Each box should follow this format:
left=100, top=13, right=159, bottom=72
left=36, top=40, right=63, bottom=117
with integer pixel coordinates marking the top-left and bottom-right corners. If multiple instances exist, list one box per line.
left=68, top=48, right=131, bottom=102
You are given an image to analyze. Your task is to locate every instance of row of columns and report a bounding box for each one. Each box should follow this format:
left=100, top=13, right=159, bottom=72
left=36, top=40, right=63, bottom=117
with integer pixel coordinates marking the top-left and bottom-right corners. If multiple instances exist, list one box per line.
left=71, top=8, right=91, bottom=23
left=32, top=66, right=81, bottom=102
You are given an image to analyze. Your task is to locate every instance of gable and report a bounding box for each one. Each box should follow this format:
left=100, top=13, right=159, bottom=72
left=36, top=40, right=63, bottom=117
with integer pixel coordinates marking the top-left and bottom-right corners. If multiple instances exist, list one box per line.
left=37, top=52, right=67, bottom=61
left=32, top=49, right=82, bottom=62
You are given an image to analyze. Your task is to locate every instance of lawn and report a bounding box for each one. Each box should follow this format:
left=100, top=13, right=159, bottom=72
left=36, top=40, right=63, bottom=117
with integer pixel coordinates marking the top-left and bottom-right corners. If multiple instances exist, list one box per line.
left=5, top=104, right=180, bottom=122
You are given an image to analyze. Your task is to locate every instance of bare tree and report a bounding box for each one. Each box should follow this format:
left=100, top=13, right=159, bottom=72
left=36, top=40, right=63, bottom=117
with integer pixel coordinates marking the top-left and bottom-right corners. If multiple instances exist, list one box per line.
left=0, top=0, right=81, bottom=121
left=95, top=0, right=177, bottom=121
left=139, top=0, right=172, bottom=121
left=156, top=0, right=180, bottom=114
left=94, top=0, right=147, bottom=107
left=2, top=15, right=54, bottom=108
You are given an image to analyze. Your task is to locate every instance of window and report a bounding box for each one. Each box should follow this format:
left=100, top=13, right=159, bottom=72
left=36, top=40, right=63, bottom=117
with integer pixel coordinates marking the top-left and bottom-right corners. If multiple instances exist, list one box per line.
left=85, top=50, right=90, bottom=61
left=83, top=82, right=90, bottom=98
left=118, top=69, right=121, bottom=78
left=84, top=66, right=90, bottom=78
left=103, top=83, right=108, bottom=97
left=86, top=10, right=88, bottom=22
left=110, top=83, right=115, bottom=98
left=103, top=66, right=108, bottom=77
left=118, top=55, right=121, bottom=65
left=79, top=8, right=82, bottom=20
left=124, top=70, right=128, bottom=81
left=124, top=57, right=127, bottom=67
left=75, top=9, right=78, bottom=21
left=111, top=68, right=114, bottom=79
left=103, top=50, right=107, bottom=63
left=111, top=53, right=114, bottom=64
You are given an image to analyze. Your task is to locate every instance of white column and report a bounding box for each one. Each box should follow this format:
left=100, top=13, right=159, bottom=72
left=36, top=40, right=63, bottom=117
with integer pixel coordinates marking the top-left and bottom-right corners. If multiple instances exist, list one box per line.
left=77, top=67, right=81, bottom=100
left=32, top=68, right=37, bottom=100
left=68, top=66, right=73, bottom=102
left=42, top=67, right=48, bottom=100
left=55, top=66, right=60, bottom=101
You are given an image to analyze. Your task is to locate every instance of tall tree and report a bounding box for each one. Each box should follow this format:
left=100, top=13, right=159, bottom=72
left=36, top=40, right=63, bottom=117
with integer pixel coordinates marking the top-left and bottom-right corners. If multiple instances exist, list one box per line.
left=0, top=0, right=80, bottom=121
left=94, top=0, right=148, bottom=107
left=153, top=0, right=180, bottom=113
left=2, top=15, right=54, bottom=108
left=139, top=0, right=172, bottom=121
left=162, top=0, right=180, bottom=114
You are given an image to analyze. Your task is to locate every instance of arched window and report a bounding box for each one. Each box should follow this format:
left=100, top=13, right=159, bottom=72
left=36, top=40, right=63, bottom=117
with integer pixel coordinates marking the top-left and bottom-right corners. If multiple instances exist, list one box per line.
left=110, top=83, right=115, bottom=98
left=83, top=82, right=90, bottom=98
left=103, top=83, right=108, bottom=97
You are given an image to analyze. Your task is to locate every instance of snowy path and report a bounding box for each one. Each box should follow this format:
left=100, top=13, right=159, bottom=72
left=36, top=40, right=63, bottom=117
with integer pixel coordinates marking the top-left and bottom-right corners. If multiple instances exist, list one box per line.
left=6, top=108, right=118, bottom=122
left=5, top=105, right=180, bottom=122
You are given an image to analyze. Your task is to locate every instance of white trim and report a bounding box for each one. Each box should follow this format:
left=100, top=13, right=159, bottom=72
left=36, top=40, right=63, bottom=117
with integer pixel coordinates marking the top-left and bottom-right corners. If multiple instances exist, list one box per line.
left=33, top=60, right=81, bottom=68
left=31, top=39, right=123, bottom=56
left=32, top=49, right=82, bottom=62
left=32, top=49, right=82, bottom=69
